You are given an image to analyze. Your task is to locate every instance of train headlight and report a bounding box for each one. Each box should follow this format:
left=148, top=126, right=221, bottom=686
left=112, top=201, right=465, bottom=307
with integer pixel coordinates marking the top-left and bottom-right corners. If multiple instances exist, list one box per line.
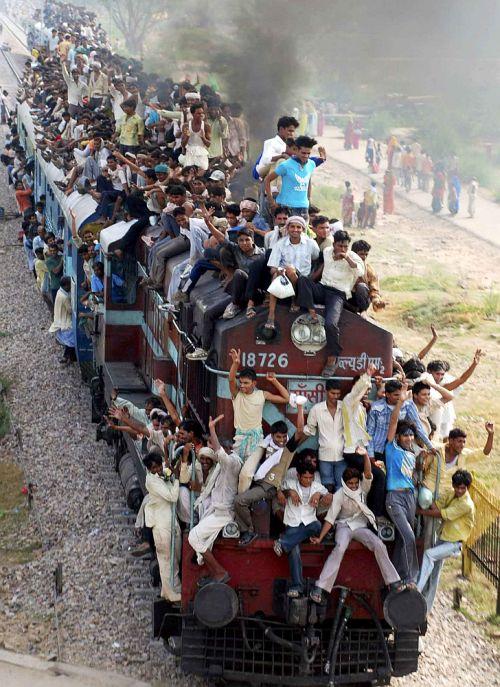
left=291, top=314, right=327, bottom=354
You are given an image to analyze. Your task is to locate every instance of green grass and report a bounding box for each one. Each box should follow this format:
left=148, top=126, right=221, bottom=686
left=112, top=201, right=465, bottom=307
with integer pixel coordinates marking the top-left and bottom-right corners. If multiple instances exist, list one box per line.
left=381, top=273, right=454, bottom=292
left=483, top=291, right=500, bottom=319
left=440, top=557, right=500, bottom=635
left=0, top=461, right=41, bottom=565
left=311, top=184, right=342, bottom=218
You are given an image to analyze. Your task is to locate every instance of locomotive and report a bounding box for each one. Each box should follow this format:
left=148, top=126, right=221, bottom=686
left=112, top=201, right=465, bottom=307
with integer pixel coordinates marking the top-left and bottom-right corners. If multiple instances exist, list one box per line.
left=16, top=96, right=428, bottom=685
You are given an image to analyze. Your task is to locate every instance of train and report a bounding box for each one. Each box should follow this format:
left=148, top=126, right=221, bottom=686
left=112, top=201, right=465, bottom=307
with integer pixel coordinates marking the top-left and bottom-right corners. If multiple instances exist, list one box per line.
left=14, top=76, right=427, bottom=687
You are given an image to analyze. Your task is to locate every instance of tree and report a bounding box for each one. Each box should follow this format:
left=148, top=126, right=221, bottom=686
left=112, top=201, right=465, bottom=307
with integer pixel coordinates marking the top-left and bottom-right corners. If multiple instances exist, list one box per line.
left=102, top=0, right=167, bottom=58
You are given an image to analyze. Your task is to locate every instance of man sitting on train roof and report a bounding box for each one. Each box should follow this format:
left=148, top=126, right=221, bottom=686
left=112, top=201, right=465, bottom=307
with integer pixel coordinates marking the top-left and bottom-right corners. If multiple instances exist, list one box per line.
left=183, top=227, right=266, bottom=361
left=296, top=228, right=365, bottom=378
left=188, top=415, right=242, bottom=586
left=142, top=185, right=196, bottom=289
left=234, top=403, right=306, bottom=547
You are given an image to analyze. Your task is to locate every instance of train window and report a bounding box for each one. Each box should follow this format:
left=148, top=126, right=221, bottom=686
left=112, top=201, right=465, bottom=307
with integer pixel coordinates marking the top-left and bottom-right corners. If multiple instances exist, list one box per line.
left=109, top=251, right=137, bottom=304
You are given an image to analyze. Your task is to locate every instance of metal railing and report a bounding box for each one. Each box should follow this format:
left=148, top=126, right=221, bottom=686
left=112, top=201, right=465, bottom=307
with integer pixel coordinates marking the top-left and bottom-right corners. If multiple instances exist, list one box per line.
left=462, top=480, right=500, bottom=615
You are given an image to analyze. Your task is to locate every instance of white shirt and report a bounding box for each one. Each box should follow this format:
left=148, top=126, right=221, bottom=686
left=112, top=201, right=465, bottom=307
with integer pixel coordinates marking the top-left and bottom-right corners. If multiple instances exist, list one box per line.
left=341, top=374, right=372, bottom=453
left=304, top=401, right=344, bottom=462
left=267, top=234, right=319, bottom=277
left=321, top=248, right=364, bottom=297
left=256, top=134, right=286, bottom=177
left=62, top=64, right=87, bottom=106
left=200, top=447, right=242, bottom=519
left=109, top=83, right=132, bottom=121
left=282, top=474, right=327, bottom=527
left=264, top=226, right=286, bottom=250
left=144, top=472, right=179, bottom=531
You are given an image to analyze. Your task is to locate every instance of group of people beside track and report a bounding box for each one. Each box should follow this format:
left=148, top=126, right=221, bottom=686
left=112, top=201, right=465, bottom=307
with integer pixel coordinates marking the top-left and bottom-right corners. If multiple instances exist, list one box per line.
left=342, top=120, right=480, bottom=221
left=5, top=0, right=495, bottom=617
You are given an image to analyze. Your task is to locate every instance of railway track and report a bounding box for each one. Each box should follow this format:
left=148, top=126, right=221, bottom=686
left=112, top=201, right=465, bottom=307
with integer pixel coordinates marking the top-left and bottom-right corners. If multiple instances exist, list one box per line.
left=0, top=20, right=167, bottom=672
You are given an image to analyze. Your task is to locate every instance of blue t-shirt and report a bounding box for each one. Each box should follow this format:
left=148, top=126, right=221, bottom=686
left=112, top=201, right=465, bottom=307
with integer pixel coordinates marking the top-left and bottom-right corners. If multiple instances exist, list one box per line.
left=384, top=439, right=416, bottom=491
left=275, top=157, right=316, bottom=208
left=91, top=274, right=104, bottom=293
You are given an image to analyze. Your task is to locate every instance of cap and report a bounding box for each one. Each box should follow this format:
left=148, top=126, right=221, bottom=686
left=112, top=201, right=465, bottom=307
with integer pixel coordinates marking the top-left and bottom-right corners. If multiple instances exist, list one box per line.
left=198, top=447, right=216, bottom=459
left=209, top=170, right=225, bottom=181
left=154, top=163, right=168, bottom=173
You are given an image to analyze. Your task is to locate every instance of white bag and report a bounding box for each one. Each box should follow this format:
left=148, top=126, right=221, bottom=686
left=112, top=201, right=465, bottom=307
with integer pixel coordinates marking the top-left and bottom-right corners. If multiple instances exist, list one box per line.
left=267, top=274, right=295, bottom=299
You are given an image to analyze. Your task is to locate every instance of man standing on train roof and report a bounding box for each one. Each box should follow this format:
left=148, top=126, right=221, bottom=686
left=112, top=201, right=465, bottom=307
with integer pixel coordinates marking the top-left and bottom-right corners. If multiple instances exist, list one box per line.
left=228, top=348, right=289, bottom=461
left=265, top=135, right=319, bottom=221
left=256, top=115, right=299, bottom=223
left=296, top=229, right=365, bottom=377
left=188, top=415, right=242, bottom=586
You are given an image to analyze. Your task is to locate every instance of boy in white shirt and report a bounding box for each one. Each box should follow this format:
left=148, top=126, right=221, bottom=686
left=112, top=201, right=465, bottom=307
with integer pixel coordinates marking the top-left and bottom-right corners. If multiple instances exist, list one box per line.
left=273, top=457, right=328, bottom=598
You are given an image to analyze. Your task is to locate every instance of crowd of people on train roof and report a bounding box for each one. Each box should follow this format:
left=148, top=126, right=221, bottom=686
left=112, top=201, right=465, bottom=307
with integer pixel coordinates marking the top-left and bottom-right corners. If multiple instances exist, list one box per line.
left=3, top=0, right=495, bottom=614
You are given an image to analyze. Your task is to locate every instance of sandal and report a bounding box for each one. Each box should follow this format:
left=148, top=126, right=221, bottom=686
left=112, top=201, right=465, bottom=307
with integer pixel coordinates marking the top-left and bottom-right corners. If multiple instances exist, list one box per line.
left=309, top=588, right=324, bottom=604
left=321, top=361, right=338, bottom=378
left=246, top=306, right=256, bottom=319
left=264, top=320, right=276, bottom=330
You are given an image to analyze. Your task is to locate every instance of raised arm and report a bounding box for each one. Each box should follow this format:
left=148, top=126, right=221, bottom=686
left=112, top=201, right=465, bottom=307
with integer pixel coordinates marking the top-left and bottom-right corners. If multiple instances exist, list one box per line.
left=113, top=149, right=146, bottom=179
left=154, top=378, right=181, bottom=426
left=427, top=378, right=454, bottom=403
left=362, top=450, right=372, bottom=480
left=208, top=414, right=224, bottom=453
left=263, top=372, right=290, bottom=404
left=387, top=384, right=407, bottom=444
left=418, top=325, right=438, bottom=360
left=228, top=348, right=240, bottom=399
left=483, top=422, right=494, bottom=455
left=109, top=406, right=150, bottom=437
left=444, top=348, right=484, bottom=391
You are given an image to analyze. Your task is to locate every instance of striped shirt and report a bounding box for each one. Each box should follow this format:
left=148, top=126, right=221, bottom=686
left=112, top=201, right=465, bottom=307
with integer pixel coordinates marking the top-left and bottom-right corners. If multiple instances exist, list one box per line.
left=366, top=398, right=432, bottom=457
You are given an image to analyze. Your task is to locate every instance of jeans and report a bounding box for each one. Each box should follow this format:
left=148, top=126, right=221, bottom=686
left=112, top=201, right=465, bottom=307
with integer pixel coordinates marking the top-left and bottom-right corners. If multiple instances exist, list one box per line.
left=182, top=258, right=218, bottom=294
left=279, top=520, right=321, bottom=591
left=386, top=490, right=418, bottom=583
left=417, top=539, right=461, bottom=612
left=319, top=459, right=346, bottom=492
left=297, top=277, right=346, bottom=356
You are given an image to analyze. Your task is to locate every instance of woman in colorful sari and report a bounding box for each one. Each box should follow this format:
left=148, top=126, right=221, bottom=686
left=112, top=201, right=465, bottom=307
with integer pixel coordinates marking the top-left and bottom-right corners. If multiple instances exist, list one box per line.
left=447, top=174, right=461, bottom=215
left=431, top=166, right=446, bottom=214
left=341, top=181, right=355, bottom=227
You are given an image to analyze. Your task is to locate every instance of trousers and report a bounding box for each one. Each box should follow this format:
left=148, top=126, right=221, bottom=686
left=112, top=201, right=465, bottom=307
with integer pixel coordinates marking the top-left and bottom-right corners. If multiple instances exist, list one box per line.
left=280, top=521, right=321, bottom=591
left=316, top=522, right=400, bottom=592
left=297, top=277, right=345, bottom=356
left=233, top=481, right=276, bottom=533
left=417, top=539, right=461, bottom=612
left=386, top=490, right=418, bottom=583
left=149, top=235, right=189, bottom=286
